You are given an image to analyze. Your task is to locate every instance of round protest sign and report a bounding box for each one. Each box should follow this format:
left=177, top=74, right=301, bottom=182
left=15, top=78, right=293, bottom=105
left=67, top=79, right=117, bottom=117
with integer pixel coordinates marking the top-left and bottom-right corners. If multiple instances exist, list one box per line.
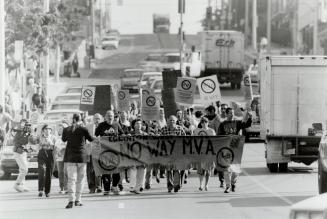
left=201, top=79, right=216, bottom=94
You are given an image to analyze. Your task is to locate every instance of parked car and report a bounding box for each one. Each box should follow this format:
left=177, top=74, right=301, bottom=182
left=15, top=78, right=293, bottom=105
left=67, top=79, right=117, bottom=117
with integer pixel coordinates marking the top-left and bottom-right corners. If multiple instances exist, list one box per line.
left=50, top=101, right=80, bottom=110
left=318, top=131, right=327, bottom=194
left=102, top=36, right=119, bottom=50
left=139, top=53, right=162, bottom=71
left=43, top=109, right=83, bottom=122
left=120, top=69, right=144, bottom=94
left=244, top=64, right=259, bottom=86
left=54, top=93, right=81, bottom=103
left=139, top=72, right=162, bottom=88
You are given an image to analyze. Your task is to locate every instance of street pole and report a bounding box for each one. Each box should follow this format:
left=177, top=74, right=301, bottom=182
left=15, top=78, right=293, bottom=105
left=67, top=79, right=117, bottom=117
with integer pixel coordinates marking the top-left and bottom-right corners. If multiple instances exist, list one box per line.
left=252, top=0, right=257, bottom=51
left=267, top=0, right=271, bottom=54
left=90, top=0, right=95, bottom=60
left=0, top=0, right=5, bottom=108
left=99, top=0, right=103, bottom=41
left=245, top=0, right=249, bottom=47
left=43, top=0, right=50, bottom=111
left=179, top=1, right=184, bottom=75
left=313, top=0, right=319, bottom=55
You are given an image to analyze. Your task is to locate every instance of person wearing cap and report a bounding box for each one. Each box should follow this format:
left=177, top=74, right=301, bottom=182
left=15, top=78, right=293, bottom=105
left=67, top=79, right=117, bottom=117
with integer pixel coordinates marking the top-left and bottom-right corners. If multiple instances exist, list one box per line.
left=193, top=117, right=216, bottom=191
left=12, top=119, right=31, bottom=192
left=36, top=124, right=57, bottom=197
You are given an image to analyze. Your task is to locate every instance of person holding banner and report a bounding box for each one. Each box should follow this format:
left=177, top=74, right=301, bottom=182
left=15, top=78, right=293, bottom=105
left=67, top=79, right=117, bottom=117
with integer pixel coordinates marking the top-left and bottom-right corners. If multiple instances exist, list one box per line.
left=160, top=115, right=186, bottom=193
left=218, top=107, right=252, bottom=193
left=95, top=110, right=124, bottom=196
left=129, top=119, right=147, bottom=194
left=193, top=117, right=216, bottom=191
left=62, top=113, right=97, bottom=209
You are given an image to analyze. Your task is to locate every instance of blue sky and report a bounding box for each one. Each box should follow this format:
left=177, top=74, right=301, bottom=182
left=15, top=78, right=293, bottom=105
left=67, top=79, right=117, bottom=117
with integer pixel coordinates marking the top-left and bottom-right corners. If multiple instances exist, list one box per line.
left=110, top=0, right=208, bottom=34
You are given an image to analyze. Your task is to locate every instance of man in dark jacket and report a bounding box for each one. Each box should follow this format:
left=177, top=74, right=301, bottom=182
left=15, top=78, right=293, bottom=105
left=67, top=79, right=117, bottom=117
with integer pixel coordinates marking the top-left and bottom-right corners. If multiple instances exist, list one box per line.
left=62, top=114, right=97, bottom=209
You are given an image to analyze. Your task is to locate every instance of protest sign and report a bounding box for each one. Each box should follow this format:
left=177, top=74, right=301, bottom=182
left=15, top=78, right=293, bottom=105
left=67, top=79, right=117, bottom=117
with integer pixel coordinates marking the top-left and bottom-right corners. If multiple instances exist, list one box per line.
left=81, top=86, right=96, bottom=105
left=141, top=89, right=160, bottom=121
left=92, top=135, right=245, bottom=175
left=197, top=75, right=221, bottom=103
left=117, top=89, right=130, bottom=112
left=80, top=85, right=112, bottom=115
left=175, top=77, right=197, bottom=105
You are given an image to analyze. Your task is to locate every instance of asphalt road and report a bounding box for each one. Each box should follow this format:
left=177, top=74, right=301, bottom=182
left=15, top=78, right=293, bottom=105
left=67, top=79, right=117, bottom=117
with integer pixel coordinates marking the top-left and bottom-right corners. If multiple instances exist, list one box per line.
left=0, top=142, right=318, bottom=219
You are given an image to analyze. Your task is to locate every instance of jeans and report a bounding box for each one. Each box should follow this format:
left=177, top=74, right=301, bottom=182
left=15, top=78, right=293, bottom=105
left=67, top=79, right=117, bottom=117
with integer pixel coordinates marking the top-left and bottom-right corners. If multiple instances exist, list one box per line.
left=66, top=162, right=87, bottom=202
left=57, top=161, right=68, bottom=191
left=218, top=171, right=224, bottom=184
left=224, top=171, right=238, bottom=187
left=102, top=173, right=120, bottom=192
left=166, top=169, right=181, bottom=191
left=38, top=149, right=54, bottom=194
left=14, top=152, right=28, bottom=185
left=130, top=166, right=146, bottom=190
left=87, top=157, right=101, bottom=191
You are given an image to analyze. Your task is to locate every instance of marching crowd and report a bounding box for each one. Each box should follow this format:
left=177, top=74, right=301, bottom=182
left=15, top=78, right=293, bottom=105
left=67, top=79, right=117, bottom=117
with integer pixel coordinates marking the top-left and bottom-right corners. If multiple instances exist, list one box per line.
left=0, top=101, right=253, bottom=209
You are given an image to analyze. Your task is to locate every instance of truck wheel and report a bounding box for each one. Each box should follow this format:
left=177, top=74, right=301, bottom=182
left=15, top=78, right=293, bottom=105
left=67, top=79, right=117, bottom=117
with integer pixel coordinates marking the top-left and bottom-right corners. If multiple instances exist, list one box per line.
left=231, top=83, right=235, bottom=89
left=236, top=83, right=241, bottom=89
left=318, top=161, right=327, bottom=194
left=0, top=171, right=11, bottom=180
left=279, top=163, right=288, bottom=172
left=267, top=163, right=278, bottom=173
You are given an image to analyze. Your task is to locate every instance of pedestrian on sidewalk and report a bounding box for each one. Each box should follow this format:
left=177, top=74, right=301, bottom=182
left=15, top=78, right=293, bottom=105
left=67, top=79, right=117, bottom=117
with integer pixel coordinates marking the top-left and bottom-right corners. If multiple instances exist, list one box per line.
left=56, top=121, right=69, bottom=194
left=36, top=124, right=57, bottom=197
left=12, top=119, right=31, bottom=192
left=62, top=113, right=97, bottom=209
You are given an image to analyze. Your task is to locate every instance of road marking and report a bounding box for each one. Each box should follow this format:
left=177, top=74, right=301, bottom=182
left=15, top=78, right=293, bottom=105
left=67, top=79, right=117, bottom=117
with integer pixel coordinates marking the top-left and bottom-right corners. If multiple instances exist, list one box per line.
left=242, top=169, right=294, bottom=205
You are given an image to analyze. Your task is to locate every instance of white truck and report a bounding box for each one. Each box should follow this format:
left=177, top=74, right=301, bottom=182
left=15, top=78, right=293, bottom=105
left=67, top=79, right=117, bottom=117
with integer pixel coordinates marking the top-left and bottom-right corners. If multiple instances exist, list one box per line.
left=260, top=56, right=327, bottom=172
left=198, top=30, right=245, bottom=89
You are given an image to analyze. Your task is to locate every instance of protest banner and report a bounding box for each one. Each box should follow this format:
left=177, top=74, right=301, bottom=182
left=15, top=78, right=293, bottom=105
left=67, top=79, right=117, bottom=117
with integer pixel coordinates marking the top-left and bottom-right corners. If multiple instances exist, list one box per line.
left=80, top=85, right=112, bottom=115
left=197, top=75, right=222, bottom=103
left=141, top=89, right=160, bottom=121
left=92, top=135, right=245, bottom=175
left=175, top=77, right=197, bottom=105
left=117, top=89, right=130, bottom=112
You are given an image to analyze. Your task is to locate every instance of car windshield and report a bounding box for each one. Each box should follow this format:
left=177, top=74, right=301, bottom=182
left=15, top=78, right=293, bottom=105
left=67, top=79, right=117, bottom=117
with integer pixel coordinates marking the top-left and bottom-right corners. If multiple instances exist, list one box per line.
left=55, top=95, right=81, bottom=102
left=152, top=80, right=163, bottom=90
left=162, top=55, right=180, bottom=63
left=44, top=112, right=76, bottom=121
left=66, top=88, right=82, bottom=93
left=145, top=55, right=161, bottom=62
left=122, top=71, right=142, bottom=78
left=51, top=104, right=80, bottom=110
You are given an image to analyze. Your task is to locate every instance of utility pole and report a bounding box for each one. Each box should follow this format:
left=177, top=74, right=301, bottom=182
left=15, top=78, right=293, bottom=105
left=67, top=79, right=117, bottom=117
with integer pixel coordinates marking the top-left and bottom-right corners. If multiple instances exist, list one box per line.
left=90, top=0, right=95, bottom=59
left=178, top=0, right=185, bottom=75
left=267, top=0, right=271, bottom=54
left=0, top=0, right=5, bottom=108
left=245, top=0, right=249, bottom=47
left=104, top=0, right=111, bottom=31
left=313, top=0, right=319, bottom=54
left=252, top=0, right=257, bottom=51
left=43, top=0, right=50, bottom=110
left=99, top=0, right=104, bottom=41
left=292, top=1, right=298, bottom=55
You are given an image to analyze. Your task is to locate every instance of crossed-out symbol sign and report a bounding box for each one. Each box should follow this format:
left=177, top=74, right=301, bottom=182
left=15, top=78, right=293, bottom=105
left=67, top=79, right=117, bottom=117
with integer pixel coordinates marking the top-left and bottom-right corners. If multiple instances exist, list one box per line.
left=146, top=96, right=156, bottom=107
left=181, top=80, right=191, bottom=90
left=83, top=89, right=93, bottom=98
left=118, top=91, right=126, bottom=100
left=201, top=79, right=216, bottom=94
left=198, top=131, right=208, bottom=136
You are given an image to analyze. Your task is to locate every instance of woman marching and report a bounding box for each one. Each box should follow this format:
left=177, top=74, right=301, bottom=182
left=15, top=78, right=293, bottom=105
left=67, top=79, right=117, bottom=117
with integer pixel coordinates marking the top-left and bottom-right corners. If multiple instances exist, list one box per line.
left=193, top=117, right=216, bottom=191
left=36, top=124, right=57, bottom=197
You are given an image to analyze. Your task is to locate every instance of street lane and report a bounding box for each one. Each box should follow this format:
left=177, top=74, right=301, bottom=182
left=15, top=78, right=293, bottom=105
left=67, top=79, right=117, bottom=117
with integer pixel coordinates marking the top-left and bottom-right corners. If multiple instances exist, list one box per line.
left=0, top=142, right=318, bottom=219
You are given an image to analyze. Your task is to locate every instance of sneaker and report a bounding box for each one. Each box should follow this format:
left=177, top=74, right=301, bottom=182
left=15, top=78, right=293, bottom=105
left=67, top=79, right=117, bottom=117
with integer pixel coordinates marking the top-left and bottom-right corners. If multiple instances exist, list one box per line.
left=65, top=202, right=74, bottom=209
left=231, top=185, right=235, bottom=192
left=224, top=187, right=230, bottom=193
left=38, top=191, right=43, bottom=197
left=219, top=182, right=224, bottom=188
left=145, top=184, right=151, bottom=190
left=59, top=190, right=65, bottom=194
left=168, top=190, right=172, bottom=193
left=103, top=191, right=109, bottom=196
left=23, top=187, right=30, bottom=192
left=112, top=187, right=120, bottom=195
left=75, top=201, right=83, bottom=206
left=139, top=187, right=143, bottom=192
left=130, top=190, right=140, bottom=194
left=205, top=186, right=208, bottom=191
left=89, top=189, right=95, bottom=194
left=156, top=176, right=160, bottom=183
left=45, top=193, right=50, bottom=197
left=118, top=184, right=124, bottom=191
left=199, top=187, right=203, bottom=191
left=14, top=184, right=24, bottom=192
left=96, top=188, right=102, bottom=193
